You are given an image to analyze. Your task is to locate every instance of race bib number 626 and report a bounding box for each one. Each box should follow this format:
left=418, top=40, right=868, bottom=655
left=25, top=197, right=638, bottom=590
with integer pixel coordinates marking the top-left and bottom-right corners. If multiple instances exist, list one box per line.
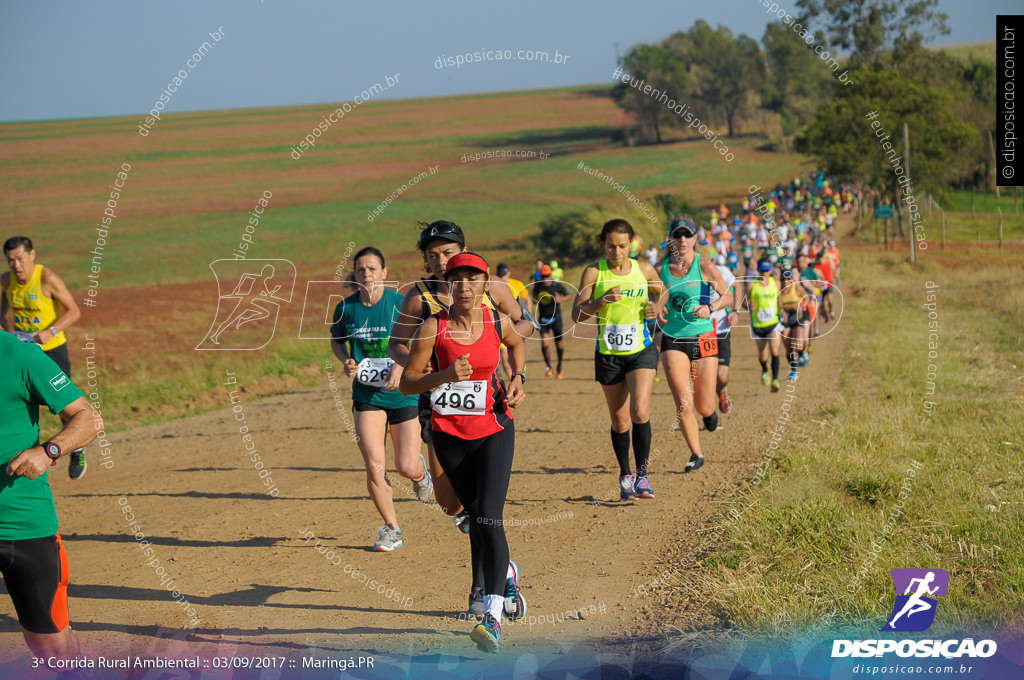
left=357, top=357, right=394, bottom=387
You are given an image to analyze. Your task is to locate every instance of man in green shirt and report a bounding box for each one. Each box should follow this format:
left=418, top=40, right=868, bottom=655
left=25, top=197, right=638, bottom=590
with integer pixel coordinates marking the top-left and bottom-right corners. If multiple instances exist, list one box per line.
left=1, top=331, right=100, bottom=661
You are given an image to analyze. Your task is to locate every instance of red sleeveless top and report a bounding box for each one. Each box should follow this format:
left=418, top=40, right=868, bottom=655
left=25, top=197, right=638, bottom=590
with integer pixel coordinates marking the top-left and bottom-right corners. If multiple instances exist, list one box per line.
left=430, top=305, right=512, bottom=439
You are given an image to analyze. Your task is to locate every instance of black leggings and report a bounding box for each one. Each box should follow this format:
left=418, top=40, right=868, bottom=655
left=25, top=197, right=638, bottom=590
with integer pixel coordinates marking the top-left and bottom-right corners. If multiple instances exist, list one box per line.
left=432, top=427, right=515, bottom=597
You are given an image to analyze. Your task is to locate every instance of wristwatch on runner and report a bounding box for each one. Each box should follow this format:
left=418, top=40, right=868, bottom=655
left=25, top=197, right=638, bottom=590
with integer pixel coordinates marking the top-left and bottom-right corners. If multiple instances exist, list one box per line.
left=43, top=441, right=61, bottom=465
left=49, top=326, right=60, bottom=337
left=511, top=371, right=527, bottom=384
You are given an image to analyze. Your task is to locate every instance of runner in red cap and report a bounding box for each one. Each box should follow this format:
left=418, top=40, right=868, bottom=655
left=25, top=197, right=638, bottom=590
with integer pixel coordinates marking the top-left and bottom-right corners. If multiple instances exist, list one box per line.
left=400, top=252, right=527, bottom=653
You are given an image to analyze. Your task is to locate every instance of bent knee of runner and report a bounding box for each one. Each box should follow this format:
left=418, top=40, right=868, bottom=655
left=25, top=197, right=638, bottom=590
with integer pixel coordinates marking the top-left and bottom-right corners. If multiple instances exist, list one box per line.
left=630, top=404, right=650, bottom=423
left=395, top=458, right=422, bottom=479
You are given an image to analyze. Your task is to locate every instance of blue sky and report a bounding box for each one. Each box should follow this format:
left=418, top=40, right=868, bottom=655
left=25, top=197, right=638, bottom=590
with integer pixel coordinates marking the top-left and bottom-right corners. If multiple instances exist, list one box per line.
left=0, top=0, right=1011, bottom=122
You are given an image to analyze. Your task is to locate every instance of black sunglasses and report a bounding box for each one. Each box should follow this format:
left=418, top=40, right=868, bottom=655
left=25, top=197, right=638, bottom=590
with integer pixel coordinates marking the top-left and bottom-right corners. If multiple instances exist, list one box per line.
left=419, top=221, right=461, bottom=243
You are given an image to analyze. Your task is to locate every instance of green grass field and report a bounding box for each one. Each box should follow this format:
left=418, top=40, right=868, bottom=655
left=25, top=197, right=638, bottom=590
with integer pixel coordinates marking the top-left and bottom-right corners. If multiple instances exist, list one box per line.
left=688, top=248, right=1024, bottom=638
left=3, top=86, right=810, bottom=431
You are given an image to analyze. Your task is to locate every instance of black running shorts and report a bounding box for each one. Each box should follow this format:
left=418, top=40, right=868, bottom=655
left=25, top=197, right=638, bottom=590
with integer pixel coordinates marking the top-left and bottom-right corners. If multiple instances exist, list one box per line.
left=0, top=534, right=70, bottom=634
left=594, top=343, right=659, bottom=385
left=44, top=344, right=72, bottom=380
left=716, top=332, right=732, bottom=367
left=538, top=314, right=564, bottom=338
left=353, top=401, right=417, bottom=425
left=660, top=331, right=719, bottom=362
left=417, top=393, right=433, bottom=446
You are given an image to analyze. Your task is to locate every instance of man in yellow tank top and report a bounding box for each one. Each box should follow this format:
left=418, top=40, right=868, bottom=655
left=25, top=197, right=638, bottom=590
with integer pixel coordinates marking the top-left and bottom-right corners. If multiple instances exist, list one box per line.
left=2, top=237, right=87, bottom=479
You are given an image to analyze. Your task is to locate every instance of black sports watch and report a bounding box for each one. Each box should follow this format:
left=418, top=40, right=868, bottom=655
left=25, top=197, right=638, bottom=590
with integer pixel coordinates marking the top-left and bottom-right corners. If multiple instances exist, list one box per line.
left=43, top=441, right=61, bottom=466
left=511, top=371, right=527, bottom=384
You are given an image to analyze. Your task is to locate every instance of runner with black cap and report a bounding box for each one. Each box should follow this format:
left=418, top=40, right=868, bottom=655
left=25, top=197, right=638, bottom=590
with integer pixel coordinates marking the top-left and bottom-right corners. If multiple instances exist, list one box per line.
left=387, top=220, right=532, bottom=619
left=400, top=252, right=527, bottom=654
left=657, top=216, right=733, bottom=472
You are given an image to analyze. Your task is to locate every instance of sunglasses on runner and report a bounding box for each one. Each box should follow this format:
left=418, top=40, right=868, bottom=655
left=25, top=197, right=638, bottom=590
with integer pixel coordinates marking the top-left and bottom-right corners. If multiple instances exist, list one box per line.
left=417, top=220, right=466, bottom=250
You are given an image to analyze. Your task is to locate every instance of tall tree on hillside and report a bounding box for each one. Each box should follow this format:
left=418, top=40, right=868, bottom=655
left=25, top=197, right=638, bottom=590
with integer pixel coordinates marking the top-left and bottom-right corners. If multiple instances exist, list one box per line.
left=670, top=21, right=764, bottom=137
left=795, top=0, right=950, bottom=66
left=762, top=21, right=835, bottom=135
left=611, top=43, right=688, bottom=144
left=796, top=68, right=976, bottom=222
left=895, top=45, right=995, bottom=189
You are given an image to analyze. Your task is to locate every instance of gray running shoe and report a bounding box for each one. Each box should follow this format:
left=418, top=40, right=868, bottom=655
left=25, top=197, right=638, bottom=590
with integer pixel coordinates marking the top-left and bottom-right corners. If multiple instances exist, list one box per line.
left=68, top=449, right=86, bottom=480
left=413, top=453, right=433, bottom=502
left=467, top=586, right=485, bottom=619
left=373, top=525, right=403, bottom=552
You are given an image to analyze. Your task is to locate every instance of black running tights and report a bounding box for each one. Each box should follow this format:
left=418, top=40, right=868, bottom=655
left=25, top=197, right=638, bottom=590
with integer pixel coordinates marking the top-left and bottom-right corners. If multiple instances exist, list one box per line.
left=432, top=427, right=515, bottom=597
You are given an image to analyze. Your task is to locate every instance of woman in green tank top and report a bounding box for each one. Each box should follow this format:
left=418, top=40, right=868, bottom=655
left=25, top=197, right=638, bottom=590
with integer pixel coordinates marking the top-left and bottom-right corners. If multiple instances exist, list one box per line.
left=572, top=219, right=666, bottom=501
left=658, top=216, right=733, bottom=473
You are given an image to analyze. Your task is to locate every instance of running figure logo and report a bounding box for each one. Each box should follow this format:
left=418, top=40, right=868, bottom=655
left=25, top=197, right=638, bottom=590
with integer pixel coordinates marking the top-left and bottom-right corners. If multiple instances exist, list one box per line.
left=197, top=259, right=296, bottom=350
left=882, top=568, right=949, bottom=632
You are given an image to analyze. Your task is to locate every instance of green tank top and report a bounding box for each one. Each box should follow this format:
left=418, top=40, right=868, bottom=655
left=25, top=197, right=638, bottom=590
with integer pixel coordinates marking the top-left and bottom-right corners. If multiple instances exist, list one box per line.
left=593, top=259, right=651, bottom=355
left=749, top=277, right=780, bottom=329
left=660, top=254, right=713, bottom=338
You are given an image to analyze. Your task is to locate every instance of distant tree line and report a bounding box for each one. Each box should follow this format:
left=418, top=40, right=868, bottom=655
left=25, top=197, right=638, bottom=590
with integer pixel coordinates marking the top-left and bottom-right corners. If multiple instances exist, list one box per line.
left=611, top=0, right=996, bottom=198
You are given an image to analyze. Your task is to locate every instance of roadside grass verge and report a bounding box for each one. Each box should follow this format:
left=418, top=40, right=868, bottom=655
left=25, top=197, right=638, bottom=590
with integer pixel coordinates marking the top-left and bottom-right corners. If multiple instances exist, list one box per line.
left=684, top=248, right=1023, bottom=639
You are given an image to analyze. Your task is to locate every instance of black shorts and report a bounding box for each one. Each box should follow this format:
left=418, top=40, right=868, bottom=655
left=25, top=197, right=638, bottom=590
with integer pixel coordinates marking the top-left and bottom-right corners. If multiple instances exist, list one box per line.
left=660, top=332, right=719, bottom=362
left=782, top=308, right=812, bottom=328
left=353, top=401, right=418, bottom=425
left=0, top=534, right=70, bottom=634
left=594, top=343, right=659, bottom=385
left=418, top=393, right=433, bottom=446
left=751, top=324, right=780, bottom=340
left=44, top=344, right=71, bottom=379
left=717, top=332, right=732, bottom=367
left=538, top=314, right=564, bottom=338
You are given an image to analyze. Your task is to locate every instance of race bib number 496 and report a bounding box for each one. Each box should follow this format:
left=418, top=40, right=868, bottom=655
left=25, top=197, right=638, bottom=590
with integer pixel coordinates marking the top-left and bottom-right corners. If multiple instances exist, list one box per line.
left=431, top=380, right=487, bottom=416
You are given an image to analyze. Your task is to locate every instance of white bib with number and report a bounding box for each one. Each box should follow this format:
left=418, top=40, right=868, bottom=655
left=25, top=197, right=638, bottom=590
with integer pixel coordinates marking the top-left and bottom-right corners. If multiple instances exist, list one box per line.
left=756, top=308, right=777, bottom=324
left=431, top=380, right=487, bottom=416
left=603, top=323, right=639, bottom=352
left=356, top=357, right=394, bottom=387
left=12, top=330, right=36, bottom=344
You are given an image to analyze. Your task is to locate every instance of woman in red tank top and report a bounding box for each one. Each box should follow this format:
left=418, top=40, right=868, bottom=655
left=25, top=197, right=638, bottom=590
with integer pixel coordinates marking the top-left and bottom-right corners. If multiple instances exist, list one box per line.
left=400, top=252, right=526, bottom=654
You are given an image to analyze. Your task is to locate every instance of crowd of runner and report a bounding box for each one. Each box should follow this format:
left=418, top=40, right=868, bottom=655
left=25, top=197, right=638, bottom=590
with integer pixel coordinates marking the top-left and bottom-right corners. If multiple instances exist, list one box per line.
left=0, top=172, right=850, bottom=659
left=324, top=171, right=850, bottom=652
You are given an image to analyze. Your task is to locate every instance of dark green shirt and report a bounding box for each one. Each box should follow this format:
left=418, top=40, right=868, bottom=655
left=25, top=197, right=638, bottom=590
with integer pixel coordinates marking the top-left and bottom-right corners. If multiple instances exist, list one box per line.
left=331, top=288, right=418, bottom=409
left=0, top=332, right=83, bottom=539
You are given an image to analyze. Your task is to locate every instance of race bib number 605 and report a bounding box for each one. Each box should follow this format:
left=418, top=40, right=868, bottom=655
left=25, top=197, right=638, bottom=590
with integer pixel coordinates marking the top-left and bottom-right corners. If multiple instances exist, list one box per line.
left=603, top=323, right=638, bottom=352
left=431, top=380, right=487, bottom=416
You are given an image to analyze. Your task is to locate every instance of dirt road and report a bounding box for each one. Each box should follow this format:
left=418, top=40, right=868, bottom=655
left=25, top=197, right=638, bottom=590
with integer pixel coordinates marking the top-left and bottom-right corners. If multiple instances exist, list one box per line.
left=0, top=267, right=849, bottom=680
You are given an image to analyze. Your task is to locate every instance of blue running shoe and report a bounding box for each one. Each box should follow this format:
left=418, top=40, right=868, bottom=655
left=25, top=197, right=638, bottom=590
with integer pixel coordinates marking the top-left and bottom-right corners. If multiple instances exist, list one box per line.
left=619, top=474, right=637, bottom=501
left=504, top=561, right=526, bottom=621
left=788, top=370, right=799, bottom=382
left=471, top=613, right=501, bottom=653
left=635, top=476, right=655, bottom=499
